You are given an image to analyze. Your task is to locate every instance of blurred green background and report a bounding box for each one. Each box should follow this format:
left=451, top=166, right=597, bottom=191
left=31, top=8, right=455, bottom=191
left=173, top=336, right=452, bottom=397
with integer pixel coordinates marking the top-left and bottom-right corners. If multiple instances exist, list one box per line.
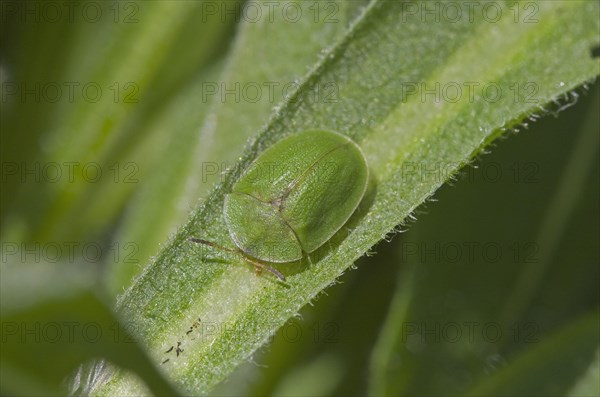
left=1, top=1, right=598, bottom=396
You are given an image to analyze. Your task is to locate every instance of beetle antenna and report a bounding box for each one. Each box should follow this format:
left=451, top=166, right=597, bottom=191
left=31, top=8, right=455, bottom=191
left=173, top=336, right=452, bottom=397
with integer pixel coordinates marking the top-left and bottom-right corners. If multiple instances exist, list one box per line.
left=189, top=237, right=285, bottom=281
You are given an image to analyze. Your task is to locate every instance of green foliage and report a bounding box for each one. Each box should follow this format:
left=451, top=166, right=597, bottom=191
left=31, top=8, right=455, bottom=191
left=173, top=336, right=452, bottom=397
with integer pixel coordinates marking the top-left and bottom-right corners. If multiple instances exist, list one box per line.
left=1, top=0, right=598, bottom=396
left=0, top=262, right=180, bottom=396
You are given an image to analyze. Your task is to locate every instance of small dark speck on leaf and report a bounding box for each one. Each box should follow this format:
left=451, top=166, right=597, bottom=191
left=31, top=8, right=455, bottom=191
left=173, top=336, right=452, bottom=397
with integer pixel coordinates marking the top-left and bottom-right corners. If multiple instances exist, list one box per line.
left=591, top=44, right=600, bottom=58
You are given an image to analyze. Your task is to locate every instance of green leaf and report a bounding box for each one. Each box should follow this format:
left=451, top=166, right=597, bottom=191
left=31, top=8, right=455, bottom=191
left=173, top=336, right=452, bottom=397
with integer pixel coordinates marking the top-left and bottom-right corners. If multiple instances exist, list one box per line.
left=368, top=82, right=599, bottom=396
left=90, top=0, right=599, bottom=394
left=0, top=262, right=180, bottom=397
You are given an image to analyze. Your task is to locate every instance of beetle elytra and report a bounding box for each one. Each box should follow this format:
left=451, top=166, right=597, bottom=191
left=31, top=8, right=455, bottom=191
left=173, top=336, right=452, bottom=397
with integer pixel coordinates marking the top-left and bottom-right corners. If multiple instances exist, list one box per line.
left=190, top=130, right=369, bottom=280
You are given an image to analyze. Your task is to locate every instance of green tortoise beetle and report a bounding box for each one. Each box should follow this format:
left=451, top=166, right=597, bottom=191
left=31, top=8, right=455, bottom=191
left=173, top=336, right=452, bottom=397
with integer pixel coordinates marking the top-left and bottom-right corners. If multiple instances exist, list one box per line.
left=190, top=130, right=369, bottom=280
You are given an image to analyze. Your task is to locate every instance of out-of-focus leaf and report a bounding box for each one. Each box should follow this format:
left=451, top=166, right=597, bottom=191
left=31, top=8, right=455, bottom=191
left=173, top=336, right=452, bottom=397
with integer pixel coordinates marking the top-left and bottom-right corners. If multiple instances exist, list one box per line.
left=465, top=310, right=599, bottom=397
left=567, top=348, right=600, bottom=397
left=0, top=261, right=180, bottom=397
left=104, top=65, right=220, bottom=297
left=1, top=0, right=237, bottom=244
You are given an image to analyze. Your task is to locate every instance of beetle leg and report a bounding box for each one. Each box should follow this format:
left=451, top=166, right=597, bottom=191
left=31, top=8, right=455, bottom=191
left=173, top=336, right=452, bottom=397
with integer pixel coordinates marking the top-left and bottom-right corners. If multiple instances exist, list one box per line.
left=189, top=237, right=285, bottom=281
left=305, top=251, right=313, bottom=267
left=189, top=238, right=238, bottom=253
left=244, top=257, right=285, bottom=281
